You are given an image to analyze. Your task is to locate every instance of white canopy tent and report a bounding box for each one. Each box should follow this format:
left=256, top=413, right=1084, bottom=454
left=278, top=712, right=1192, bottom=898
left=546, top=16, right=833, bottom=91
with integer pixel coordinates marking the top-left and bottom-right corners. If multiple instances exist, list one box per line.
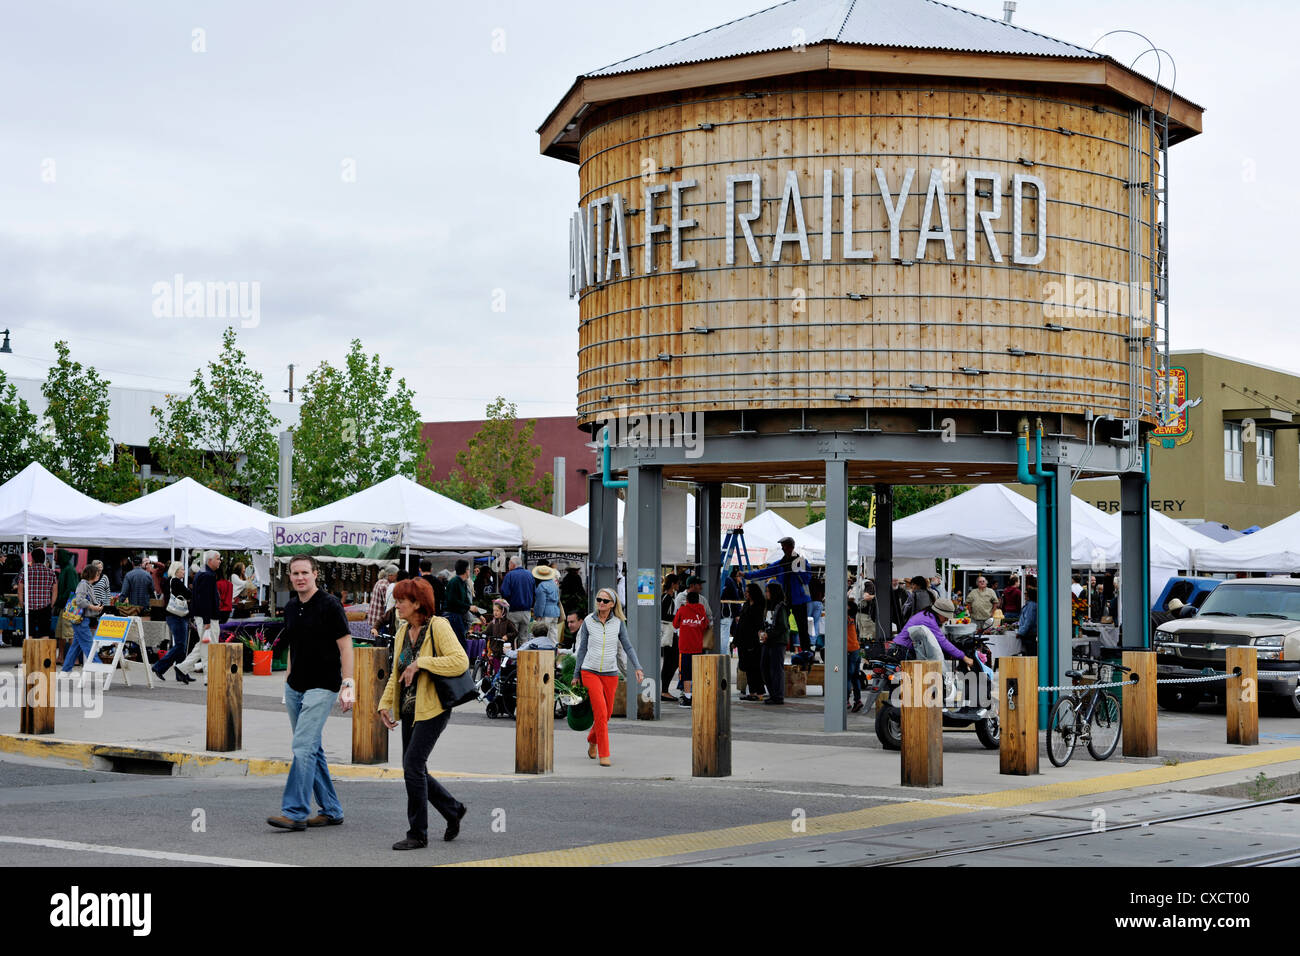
left=795, top=516, right=870, bottom=564
left=1094, top=505, right=1207, bottom=572
left=115, top=476, right=275, bottom=551
left=0, top=463, right=175, bottom=546
left=855, top=484, right=1120, bottom=565
left=742, top=509, right=824, bottom=565
left=479, top=501, right=587, bottom=555
left=0, top=462, right=176, bottom=641
left=290, top=476, right=522, bottom=550
left=1193, top=509, right=1300, bottom=571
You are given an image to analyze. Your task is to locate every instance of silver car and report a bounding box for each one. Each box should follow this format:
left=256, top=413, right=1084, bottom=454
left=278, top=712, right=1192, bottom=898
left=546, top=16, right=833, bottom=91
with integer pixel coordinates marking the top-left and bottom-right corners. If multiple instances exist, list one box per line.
left=1154, top=577, right=1300, bottom=715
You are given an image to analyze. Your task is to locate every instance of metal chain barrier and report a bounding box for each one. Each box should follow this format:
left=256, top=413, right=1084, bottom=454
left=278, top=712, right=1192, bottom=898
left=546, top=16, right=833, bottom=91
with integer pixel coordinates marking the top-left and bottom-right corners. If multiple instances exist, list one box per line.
left=1035, top=670, right=1297, bottom=692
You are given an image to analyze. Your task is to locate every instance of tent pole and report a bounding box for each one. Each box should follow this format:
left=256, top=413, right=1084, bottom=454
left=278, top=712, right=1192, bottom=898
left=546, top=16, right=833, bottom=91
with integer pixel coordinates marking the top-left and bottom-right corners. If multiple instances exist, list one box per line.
left=22, top=534, right=30, bottom=643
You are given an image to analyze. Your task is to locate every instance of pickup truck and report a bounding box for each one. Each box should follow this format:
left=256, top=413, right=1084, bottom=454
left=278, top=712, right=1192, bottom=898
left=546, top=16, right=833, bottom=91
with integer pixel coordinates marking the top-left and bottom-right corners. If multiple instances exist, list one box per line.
left=1153, top=577, right=1300, bottom=715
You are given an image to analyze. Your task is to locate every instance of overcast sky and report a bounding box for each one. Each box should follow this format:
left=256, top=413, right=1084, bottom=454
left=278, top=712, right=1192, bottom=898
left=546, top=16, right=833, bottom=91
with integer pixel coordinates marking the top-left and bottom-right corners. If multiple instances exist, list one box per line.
left=0, top=0, right=1292, bottom=420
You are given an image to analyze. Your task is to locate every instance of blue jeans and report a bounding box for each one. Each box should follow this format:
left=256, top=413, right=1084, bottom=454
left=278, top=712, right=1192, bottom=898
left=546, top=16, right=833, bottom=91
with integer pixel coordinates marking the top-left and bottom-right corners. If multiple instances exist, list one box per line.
left=847, top=649, right=862, bottom=702
left=281, top=685, right=343, bottom=823
left=62, top=620, right=95, bottom=671
left=809, top=601, right=825, bottom=644
left=154, top=616, right=191, bottom=673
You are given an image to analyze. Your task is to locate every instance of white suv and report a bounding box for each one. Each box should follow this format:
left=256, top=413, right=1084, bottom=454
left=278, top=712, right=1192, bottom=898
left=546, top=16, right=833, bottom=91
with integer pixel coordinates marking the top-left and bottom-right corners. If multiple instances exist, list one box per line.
left=1154, top=576, right=1300, bottom=715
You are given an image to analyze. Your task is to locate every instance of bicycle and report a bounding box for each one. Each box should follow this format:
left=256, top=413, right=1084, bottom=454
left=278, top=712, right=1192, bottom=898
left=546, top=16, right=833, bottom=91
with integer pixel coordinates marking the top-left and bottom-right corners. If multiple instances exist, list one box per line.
left=1046, top=659, right=1130, bottom=767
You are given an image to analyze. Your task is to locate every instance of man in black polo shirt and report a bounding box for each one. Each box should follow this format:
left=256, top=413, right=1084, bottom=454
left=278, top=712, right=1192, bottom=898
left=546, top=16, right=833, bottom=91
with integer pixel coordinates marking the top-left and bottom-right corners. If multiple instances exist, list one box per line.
left=267, top=554, right=355, bottom=831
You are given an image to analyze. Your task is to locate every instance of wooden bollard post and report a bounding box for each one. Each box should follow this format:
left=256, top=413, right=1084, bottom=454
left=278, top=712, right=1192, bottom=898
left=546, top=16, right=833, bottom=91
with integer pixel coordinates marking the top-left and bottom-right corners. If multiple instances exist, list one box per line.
left=352, top=647, right=389, bottom=764
left=515, top=649, right=554, bottom=774
left=998, top=656, right=1038, bottom=775
left=900, top=660, right=942, bottom=787
left=1122, top=650, right=1157, bottom=757
left=691, top=654, right=730, bottom=777
left=1225, top=647, right=1259, bottom=746
left=206, top=642, right=242, bottom=752
left=21, top=638, right=57, bottom=735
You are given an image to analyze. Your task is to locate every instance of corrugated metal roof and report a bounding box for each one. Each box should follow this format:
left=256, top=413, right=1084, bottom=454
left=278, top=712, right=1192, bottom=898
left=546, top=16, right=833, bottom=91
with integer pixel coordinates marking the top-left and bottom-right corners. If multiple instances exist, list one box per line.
left=588, top=0, right=1102, bottom=77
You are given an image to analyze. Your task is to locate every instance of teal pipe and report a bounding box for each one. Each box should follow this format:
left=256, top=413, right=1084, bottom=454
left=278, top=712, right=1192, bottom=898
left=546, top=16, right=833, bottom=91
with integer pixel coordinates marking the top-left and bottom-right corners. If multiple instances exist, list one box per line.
left=1017, top=425, right=1053, bottom=724
left=600, top=426, right=628, bottom=489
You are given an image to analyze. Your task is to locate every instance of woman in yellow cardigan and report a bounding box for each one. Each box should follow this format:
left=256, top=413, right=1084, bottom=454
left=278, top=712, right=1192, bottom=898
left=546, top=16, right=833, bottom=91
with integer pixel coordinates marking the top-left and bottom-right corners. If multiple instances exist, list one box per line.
left=379, top=577, right=470, bottom=851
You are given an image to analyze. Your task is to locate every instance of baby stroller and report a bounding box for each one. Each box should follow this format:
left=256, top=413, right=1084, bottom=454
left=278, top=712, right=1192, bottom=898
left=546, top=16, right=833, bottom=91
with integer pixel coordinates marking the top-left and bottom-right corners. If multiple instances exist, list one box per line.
left=481, top=657, right=518, bottom=719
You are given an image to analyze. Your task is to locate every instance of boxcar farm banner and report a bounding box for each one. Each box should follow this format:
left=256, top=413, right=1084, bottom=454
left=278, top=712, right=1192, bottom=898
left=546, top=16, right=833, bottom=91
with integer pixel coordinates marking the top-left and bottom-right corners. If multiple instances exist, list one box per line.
left=271, top=521, right=405, bottom=560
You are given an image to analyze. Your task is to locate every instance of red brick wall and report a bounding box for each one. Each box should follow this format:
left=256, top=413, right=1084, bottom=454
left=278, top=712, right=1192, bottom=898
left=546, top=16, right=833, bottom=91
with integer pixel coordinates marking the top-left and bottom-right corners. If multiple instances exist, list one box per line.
left=421, top=416, right=597, bottom=514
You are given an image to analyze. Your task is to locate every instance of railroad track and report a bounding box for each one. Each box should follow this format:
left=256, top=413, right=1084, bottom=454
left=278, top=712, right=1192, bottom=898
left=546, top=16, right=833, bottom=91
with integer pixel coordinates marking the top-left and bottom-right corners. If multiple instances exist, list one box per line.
left=860, top=793, right=1300, bottom=867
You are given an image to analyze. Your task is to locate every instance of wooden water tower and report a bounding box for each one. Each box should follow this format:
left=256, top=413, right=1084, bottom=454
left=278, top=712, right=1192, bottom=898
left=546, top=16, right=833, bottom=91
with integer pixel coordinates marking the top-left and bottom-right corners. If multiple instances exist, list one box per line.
left=540, top=0, right=1203, bottom=731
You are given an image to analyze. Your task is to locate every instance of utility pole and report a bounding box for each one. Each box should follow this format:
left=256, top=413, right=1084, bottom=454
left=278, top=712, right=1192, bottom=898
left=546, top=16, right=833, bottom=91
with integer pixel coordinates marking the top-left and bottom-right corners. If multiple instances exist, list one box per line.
left=285, top=364, right=295, bottom=402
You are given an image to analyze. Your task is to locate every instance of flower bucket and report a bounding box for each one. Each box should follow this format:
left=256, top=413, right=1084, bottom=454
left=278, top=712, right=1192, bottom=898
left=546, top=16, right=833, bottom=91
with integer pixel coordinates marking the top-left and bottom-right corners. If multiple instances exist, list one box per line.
left=252, top=649, right=273, bottom=676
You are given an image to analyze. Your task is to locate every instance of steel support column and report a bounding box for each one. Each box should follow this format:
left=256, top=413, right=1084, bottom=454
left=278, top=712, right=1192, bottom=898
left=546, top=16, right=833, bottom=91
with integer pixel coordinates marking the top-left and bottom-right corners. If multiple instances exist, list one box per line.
left=824, top=459, right=848, bottom=732
left=1120, top=466, right=1150, bottom=648
left=873, top=484, right=893, bottom=639
left=587, top=473, right=619, bottom=613
left=626, top=466, right=662, bottom=717
left=698, top=483, right=723, bottom=634
left=1051, top=468, right=1072, bottom=697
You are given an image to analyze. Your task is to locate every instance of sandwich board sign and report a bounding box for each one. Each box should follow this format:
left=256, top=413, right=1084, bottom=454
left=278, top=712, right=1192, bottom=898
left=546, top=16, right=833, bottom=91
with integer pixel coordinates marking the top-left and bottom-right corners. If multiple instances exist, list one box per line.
left=85, top=616, right=154, bottom=690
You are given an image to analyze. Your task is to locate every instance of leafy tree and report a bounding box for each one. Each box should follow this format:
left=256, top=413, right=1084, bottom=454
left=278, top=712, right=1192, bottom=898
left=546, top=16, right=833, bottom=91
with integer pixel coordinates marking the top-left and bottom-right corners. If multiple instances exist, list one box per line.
left=431, top=397, right=552, bottom=510
left=292, top=339, right=430, bottom=510
left=150, top=326, right=279, bottom=507
left=40, top=341, right=116, bottom=495
left=0, top=367, right=50, bottom=484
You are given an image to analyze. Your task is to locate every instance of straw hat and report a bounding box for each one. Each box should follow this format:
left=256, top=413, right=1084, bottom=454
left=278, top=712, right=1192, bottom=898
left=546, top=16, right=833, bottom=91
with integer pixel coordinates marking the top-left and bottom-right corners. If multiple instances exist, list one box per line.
left=532, top=564, right=558, bottom=581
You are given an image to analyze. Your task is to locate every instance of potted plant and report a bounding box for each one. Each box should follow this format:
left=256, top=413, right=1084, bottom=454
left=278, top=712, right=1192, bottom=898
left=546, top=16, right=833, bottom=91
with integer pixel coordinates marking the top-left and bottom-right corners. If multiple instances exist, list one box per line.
left=234, top=628, right=276, bottom=675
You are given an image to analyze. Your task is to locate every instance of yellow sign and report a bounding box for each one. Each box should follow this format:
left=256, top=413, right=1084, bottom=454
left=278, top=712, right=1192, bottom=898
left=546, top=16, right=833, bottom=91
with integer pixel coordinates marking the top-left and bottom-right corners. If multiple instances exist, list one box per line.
left=93, top=616, right=129, bottom=640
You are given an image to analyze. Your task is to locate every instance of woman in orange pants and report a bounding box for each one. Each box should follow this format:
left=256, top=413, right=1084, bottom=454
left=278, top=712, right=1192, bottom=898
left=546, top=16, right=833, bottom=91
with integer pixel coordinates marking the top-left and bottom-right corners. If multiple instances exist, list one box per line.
left=572, top=587, right=644, bottom=766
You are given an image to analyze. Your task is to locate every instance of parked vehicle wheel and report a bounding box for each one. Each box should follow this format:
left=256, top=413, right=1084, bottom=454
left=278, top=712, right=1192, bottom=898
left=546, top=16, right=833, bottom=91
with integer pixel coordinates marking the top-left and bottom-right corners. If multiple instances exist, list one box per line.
left=1283, top=679, right=1300, bottom=717
left=875, top=705, right=901, bottom=751
left=975, top=716, right=1000, bottom=750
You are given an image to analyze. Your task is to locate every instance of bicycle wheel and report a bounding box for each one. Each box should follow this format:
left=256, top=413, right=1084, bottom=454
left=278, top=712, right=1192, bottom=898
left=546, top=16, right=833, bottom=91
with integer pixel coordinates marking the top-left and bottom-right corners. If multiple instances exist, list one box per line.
left=1047, top=697, right=1078, bottom=767
left=1086, top=691, right=1121, bottom=760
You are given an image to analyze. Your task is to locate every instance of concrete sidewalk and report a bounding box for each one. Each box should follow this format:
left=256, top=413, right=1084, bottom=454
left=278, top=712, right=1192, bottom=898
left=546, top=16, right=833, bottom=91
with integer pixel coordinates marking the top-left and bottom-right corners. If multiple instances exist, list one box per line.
left=5, top=648, right=1300, bottom=801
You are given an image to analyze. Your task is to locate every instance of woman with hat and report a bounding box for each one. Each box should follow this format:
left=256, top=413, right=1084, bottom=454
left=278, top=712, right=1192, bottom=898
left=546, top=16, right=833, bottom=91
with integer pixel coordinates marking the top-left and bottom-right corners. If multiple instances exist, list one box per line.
left=572, top=587, right=644, bottom=767
left=895, top=597, right=974, bottom=667
left=531, top=562, right=562, bottom=641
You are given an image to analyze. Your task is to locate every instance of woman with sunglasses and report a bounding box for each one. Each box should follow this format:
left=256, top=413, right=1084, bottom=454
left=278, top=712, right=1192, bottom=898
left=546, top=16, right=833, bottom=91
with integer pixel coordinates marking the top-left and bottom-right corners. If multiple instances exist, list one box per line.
left=572, top=587, right=644, bottom=767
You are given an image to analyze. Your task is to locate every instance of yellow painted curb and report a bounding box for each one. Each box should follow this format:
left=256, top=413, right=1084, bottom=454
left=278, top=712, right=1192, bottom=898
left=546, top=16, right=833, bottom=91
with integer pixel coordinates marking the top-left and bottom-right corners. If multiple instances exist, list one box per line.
left=445, top=745, right=1300, bottom=867
left=0, top=733, right=501, bottom=780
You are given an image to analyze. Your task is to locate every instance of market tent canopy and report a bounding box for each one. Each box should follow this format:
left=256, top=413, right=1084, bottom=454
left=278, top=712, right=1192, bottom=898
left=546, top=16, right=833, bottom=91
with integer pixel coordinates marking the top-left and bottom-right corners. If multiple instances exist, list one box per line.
left=795, top=516, right=871, bottom=564
left=0, top=462, right=175, bottom=547
left=479, top=501, right=588, bottom=554
left=1187, top=521, right=1244, bottom=543
left=1094, top=506, right=1207, bottom=571
left=290, top=476, right=522, bottom=550
left=1192, top=509, right=1300, bottom=571
left=855, top=484, right=1119, bottom=565
left=115, top=476, right=275, bottom=551
left=743, top=509, right=824, bottom=565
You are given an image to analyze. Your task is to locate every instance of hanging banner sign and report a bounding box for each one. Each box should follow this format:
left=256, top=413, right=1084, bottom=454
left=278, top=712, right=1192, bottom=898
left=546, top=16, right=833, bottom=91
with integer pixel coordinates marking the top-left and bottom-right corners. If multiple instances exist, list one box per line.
left=271, top=521, right=405, bottom=560
left=720, top=497, right=749, bottom=531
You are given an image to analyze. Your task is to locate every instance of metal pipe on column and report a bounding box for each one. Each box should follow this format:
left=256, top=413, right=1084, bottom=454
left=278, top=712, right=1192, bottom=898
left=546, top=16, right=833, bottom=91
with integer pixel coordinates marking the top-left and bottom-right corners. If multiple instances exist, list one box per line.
left=1120, top=462, right=1150, bottom=648
left=626, top=465, right=663, bottom=718
left=1051, top=467, right=1072, bottom=702
left=824, top=460, right=848, bottom=732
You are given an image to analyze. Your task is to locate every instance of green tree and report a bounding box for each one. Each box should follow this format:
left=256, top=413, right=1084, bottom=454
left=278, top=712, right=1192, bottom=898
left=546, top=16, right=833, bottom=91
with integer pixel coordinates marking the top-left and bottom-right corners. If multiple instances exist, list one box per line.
left=291, top=339, right=430, bottom=510
left=40, top=341, right=116, bottom=494
left=150, top=326, right=279, bottom=507
left=431, top=397, right=552, bottom=510
left=0, top=367, right=50, bottom=484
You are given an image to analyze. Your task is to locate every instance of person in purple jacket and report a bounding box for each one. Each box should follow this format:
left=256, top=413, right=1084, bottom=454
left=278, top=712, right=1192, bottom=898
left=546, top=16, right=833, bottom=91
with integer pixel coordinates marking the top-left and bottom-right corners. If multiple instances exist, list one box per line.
left=893, top=597, right=974, bottom=667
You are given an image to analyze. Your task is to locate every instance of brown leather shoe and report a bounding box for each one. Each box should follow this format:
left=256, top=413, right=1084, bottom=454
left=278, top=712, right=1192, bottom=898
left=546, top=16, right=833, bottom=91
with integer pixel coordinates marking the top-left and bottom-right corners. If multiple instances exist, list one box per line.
left=588, top=742, right=598, bottom=759
left=306, top=814, right=344, bottom=827
left=599, top=757, right=611, bottom=767
left=266, top=815, right=306, bottom=831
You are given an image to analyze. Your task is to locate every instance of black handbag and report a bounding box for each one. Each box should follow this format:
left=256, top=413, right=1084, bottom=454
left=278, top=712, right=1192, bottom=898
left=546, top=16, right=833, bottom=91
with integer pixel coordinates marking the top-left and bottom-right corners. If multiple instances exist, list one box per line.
left=433, top=668, right=478, bottom=710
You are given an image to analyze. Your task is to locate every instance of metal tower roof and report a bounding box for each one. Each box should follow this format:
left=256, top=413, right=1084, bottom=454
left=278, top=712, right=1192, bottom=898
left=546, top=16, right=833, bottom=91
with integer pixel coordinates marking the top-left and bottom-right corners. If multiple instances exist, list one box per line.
left=589, top=0, right=1102, bottom=77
